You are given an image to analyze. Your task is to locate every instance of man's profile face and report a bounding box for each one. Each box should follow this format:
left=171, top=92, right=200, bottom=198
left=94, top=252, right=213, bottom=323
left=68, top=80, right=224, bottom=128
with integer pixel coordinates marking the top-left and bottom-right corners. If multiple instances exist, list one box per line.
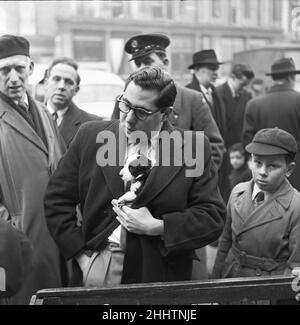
left=120, top=81, right=164, bottom=141
left=45, top=63, right=79, bottom=111
left=0, top=55, right=33, bottom=102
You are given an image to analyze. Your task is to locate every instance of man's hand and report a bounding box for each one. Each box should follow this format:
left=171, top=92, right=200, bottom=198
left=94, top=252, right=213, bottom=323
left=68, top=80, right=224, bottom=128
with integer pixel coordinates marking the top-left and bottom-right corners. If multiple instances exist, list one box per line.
left=111, top=200, right=164, bottom=236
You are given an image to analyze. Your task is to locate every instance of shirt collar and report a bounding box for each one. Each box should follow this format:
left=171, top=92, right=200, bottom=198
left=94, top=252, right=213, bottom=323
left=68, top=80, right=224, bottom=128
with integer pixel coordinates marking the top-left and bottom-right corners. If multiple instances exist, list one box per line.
left=46, top=101, right=69, bottom=119
left=200, top=84, right=212, bottom=95
left=252, top=182, right=269, bottom=201
left=227, top=79, right=237, bottom=97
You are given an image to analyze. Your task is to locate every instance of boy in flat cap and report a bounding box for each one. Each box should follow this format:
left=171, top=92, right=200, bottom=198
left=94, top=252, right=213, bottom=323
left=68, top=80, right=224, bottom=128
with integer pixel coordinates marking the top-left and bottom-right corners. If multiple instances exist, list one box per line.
left=0, top=35, right=66, bottom=304
left=213, top=128, right=300, bottom=282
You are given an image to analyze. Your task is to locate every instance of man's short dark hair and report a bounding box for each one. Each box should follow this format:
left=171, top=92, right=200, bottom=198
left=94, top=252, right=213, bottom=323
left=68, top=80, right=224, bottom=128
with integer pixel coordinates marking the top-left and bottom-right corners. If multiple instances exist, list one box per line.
left=134, top=52, right=167, bottom=68
left=125, top=66, right=177, bottom=113
left=46, top=57, right=81, bottom=85
left=229, top=143, right=246, bottom=156
left=232, top=64, right=255, bottom=80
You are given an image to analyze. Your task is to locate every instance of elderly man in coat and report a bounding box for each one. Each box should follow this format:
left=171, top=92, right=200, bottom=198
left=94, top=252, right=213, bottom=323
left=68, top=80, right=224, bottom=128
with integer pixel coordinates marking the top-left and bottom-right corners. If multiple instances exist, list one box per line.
left=243, top=57, right=300, bottom=192
left=0, top=35, right=65, bottom=304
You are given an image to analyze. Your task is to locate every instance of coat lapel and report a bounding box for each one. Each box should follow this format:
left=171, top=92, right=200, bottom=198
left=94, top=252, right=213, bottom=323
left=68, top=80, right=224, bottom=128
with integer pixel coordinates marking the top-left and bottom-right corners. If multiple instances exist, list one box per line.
left=59, top=102, right=82, bottom=146
left=234, top=179, right=294, bottom=236
left=100, top=121, right=126, bottom=200
left=0, top=97, right=48, bottom=155
left=169, top=84, right=182, bottom=126
left=132, top=121, right=184, bottom=208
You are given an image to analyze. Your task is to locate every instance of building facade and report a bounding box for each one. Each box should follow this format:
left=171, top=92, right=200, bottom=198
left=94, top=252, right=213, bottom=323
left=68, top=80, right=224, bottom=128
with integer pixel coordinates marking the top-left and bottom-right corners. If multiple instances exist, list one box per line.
left=0, top=0, right=295, bottom=83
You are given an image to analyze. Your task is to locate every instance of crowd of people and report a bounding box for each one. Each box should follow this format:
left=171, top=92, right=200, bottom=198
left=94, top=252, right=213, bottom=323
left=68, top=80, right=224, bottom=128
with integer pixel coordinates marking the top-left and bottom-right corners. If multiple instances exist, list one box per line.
left=0, top=32, right=300, bottom=305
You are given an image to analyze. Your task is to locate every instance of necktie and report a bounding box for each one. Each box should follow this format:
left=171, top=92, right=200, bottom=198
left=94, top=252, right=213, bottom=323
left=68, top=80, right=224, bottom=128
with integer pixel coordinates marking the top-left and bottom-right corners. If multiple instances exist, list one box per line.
left=206, top=87, right=213, bottom=105
left=254, top=191, right=265, bottom=206
left=52, top=112, right=58, bottom=125
left=18, top=101, right=29, bottom=112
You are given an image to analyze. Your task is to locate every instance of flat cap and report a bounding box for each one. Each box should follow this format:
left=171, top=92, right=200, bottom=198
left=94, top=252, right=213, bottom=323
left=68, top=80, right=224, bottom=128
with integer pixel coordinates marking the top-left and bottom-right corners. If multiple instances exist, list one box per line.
left=125, top=33, right=170, bottom=61
left=0, top=34, right=30, bottom=60
left=246, top=127, right=298, bottom=156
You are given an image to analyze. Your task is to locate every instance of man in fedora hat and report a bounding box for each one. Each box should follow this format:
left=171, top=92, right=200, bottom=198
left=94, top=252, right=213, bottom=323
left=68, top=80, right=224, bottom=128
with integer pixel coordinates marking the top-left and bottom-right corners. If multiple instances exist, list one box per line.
left=186, top=49, right=226, bottom=139
left=243, top=57, right=300, bottom=192
left=0, top=35, right=66, bottom=304
left=111, top=33, right=225, bottom=172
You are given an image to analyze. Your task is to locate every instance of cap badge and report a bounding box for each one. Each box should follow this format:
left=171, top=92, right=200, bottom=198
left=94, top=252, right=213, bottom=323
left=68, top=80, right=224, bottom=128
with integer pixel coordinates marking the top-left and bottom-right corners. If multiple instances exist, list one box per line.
left=131, top=39, right=138, bottom=49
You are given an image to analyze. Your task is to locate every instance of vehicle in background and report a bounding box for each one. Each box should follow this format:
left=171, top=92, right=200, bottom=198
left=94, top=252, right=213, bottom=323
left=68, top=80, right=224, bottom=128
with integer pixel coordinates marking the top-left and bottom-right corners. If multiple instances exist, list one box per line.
left=233, top=45, right=300, bottom=92
left=28, top=64, right=124, bottom=120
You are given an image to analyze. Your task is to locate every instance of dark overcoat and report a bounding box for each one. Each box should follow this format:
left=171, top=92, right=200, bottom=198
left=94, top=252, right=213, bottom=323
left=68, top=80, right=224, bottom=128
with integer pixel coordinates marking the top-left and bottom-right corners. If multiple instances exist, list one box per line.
left=44, top=120, right=226, bottom=285
left=186, top=74, right=226, bottom=140
left=243, top=84, right=300, bottom=192
left=217, top=81, right=252, bottom=148
left=58, top=102, right=100, bottom=147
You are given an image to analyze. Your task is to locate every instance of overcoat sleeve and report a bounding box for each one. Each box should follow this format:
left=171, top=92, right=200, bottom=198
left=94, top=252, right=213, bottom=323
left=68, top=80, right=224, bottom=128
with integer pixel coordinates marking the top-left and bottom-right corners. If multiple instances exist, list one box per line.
left=212, top=197, right=233, bottom=278
left=242, top=99, right=258, bottom=147
left=285, top=207, right=300, bottom=273
left=161, top=136, right=226, bottom=255
left=190, top=95, right=224, bottom=169
left=0, top=218, right=33, bottom=297
left=44, top=125, right=84, bottom=260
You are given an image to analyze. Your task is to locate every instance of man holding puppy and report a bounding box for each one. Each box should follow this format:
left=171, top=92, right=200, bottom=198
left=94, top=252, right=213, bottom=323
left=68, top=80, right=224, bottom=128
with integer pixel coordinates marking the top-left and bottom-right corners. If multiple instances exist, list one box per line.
left=44, top=66, right=225, bottom=286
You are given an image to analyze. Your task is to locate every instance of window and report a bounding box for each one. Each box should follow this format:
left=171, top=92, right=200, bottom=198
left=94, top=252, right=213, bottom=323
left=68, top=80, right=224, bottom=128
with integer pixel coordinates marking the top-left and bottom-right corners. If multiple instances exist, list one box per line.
left=111, top=1, right=125, bottom=18
left=152, top=1, right=164, bottom=19
left=19, top=1, right=36, bottom=35
left=244, top=0, right=251, bottom=19
left=212, top=0, right=221, bottom=18
left=272, top=0, right=281, bottom=22
left=73, top=35, right=105, bottom=62
left=178, top=0, right=196, bottom=22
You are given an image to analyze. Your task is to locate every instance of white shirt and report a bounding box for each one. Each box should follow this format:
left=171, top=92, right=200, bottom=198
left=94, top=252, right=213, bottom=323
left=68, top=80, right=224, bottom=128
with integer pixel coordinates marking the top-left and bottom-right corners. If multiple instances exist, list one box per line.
left=252, top=183, right=268, bottom=202
left=46, top=102, right=69, bottom=127
left=200, top=84, right=213, bottom=105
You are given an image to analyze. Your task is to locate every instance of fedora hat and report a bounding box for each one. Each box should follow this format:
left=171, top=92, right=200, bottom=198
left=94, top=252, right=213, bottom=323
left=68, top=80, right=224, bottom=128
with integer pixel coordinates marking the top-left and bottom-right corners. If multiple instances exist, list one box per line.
left=188, top=50, right=223, bottom=70
left=266, top=57, right=300, bottom=76
left=125, top=33, right=170, bottom=62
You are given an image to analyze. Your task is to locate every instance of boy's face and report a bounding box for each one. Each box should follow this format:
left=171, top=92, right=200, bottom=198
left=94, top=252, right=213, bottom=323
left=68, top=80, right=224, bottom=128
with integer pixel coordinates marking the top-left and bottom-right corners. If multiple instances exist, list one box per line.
left=230, top=151, right=245, bottom=170
left=251, top=154, right=295, bottom=193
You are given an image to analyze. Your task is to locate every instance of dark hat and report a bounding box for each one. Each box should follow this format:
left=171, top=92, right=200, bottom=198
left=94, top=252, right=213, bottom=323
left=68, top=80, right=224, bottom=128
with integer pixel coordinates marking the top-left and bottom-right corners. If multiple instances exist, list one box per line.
left=0, top=35, right=30, bottom=60
left=188, top=50, right=223, bottom=70
left=246, top=128, right=298, bottom=156
left=125, top=33, right=170, bottom=61
left=265, top=57, right=300, bottom=76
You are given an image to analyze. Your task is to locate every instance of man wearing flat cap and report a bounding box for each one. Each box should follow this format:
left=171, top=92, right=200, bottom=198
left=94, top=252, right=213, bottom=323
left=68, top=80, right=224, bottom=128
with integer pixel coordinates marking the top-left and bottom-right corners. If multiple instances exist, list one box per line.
left=0, top=35, right=66, bottom=304
left=243, top=57, right=300, bottom=192
left=111, top=33, right=225, bottom=172
left=111, top=33, right=226, bottom=280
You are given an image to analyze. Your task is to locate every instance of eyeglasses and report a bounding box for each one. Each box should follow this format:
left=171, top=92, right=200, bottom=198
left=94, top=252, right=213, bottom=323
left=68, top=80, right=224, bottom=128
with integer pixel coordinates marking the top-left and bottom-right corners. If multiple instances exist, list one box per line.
left=116, top=95, right=161, bottom=121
